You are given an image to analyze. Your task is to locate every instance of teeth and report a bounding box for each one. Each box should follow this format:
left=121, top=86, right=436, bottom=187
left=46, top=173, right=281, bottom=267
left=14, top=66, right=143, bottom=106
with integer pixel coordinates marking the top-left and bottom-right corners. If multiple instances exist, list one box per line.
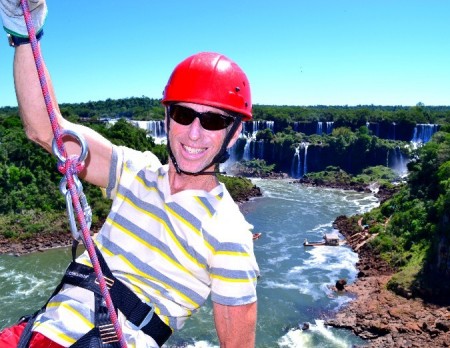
left=184, top=145, right=206, bottom=154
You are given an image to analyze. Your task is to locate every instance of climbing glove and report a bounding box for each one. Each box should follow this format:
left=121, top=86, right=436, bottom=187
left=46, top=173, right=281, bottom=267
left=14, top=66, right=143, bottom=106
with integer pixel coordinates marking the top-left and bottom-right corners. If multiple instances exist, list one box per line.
left=0, top=0, right=47, bottom=38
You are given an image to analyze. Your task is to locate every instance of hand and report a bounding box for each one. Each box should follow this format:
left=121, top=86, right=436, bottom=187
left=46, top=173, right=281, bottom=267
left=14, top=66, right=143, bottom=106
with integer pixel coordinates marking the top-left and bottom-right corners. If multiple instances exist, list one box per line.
left=0, top=0, right=47, bottom=37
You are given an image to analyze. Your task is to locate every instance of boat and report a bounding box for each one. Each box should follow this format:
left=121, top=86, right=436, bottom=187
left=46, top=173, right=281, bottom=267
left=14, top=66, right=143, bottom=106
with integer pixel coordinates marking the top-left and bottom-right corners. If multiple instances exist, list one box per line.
left=303, top=233, right=345, bottom=247
left=253, top=232, right=262, bottom=240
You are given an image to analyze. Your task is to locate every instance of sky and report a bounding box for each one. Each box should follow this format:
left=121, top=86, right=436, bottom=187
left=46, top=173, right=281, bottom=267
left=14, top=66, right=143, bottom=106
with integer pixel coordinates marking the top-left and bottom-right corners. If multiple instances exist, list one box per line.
left=0, top=0, right=449, bottom=108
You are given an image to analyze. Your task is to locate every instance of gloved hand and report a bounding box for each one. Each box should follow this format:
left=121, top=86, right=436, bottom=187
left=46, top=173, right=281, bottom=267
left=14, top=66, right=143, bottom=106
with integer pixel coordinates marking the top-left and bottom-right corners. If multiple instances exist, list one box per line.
left=0, top=0, right=47, bottom=38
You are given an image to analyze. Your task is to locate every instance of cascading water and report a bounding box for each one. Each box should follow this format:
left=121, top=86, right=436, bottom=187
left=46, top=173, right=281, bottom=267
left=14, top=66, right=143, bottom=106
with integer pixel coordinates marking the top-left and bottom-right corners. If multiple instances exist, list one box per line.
left=388, top=146, right=409, bottom=177
left=291, top=144, right=302, bottom=178
left=326, top=122, right=334, bottom=134
left=243, top=136, right=252, bottom=161
left=411, top=124, right=440, bottom=146
left=290, top=143, right=309, bottom=178
left=317, top=122, right=323, bottom=135
left=128, top=120, right=167, bottom=144
left=266, top=121, right=275, bottom=132
left=303, top=143, right=309, bottom=175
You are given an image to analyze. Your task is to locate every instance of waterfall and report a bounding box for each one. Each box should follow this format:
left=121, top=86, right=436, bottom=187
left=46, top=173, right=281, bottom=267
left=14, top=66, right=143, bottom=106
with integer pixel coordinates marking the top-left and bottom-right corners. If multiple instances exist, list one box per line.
left=411, top=124, right=439, bottom=146
left=316, top=122, right=333, bottom=135
left=388, top=146, right=409, bottom=178
left=242, top=120, right=274, bottom=139
left=147, top=120, right=166, bottom=144
left=243, top=135, right=252, bottom=160
left=291, top=144, right=301, bottom=178
left=317, top=122, right=323, bottom=135
left=326, top=121, right=334, bottom=134
left=130, top=120, right=167, bottom=144
left=303, top=143, right=309, bottom=175
left=290, top=143, right=309, bottom=178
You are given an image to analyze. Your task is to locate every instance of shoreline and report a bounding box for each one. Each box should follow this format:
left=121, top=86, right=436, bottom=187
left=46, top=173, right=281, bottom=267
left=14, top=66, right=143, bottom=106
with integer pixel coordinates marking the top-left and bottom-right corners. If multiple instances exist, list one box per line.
left=0, top=231, right=73, bottom=256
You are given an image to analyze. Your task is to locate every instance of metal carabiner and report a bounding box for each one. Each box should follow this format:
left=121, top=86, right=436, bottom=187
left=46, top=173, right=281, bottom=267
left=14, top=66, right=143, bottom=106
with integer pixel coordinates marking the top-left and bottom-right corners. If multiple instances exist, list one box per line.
left=59, top=176, right=92, bottom=241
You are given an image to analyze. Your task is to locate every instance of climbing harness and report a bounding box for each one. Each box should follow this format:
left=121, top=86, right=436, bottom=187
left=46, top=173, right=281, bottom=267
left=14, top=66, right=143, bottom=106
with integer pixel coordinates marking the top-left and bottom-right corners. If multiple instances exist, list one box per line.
left=18, top=0, right=126, bottom=346
left=17, top=245, right=172, bottom=347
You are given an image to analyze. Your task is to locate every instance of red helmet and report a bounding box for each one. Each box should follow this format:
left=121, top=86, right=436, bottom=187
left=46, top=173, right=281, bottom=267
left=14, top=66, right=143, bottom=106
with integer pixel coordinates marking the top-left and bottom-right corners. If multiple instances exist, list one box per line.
left=162, top=52, right=252, bottom=120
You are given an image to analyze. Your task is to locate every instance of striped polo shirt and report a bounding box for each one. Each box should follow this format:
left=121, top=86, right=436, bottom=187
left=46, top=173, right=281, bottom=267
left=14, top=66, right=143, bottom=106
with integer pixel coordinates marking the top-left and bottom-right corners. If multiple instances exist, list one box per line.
left=33, top=145, right=259, bottom=347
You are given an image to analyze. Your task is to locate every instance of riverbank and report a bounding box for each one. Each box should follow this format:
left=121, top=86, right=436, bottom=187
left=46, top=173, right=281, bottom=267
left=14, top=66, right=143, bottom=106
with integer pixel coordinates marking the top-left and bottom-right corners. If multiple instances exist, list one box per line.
left=0, top=231, right=73, bottom=256
left=327, top=215, right=450, bottom=347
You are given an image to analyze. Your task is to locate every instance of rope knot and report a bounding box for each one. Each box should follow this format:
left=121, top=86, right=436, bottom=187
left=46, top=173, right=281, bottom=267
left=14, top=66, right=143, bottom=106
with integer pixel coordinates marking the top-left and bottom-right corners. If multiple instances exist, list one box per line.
left=58, top=155, right=85, bottom=176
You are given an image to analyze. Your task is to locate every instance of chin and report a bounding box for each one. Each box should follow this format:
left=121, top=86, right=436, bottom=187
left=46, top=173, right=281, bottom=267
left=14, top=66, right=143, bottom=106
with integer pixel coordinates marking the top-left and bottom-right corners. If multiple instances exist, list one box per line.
left=179, top=161, right=214, bottom=174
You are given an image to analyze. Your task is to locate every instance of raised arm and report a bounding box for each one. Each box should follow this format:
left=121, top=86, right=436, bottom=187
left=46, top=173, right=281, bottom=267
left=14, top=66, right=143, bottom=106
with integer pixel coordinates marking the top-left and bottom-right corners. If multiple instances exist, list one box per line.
left=1, top=0, right=113, bottom=187
left=14, top=43, right=113, bottom=188
left=213, top=302, right=257, bottom=348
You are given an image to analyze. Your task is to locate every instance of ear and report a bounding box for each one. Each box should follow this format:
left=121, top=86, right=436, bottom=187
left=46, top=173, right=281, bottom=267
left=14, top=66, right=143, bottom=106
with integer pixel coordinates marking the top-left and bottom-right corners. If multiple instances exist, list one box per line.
left=227, top=122, right=243, bottom=149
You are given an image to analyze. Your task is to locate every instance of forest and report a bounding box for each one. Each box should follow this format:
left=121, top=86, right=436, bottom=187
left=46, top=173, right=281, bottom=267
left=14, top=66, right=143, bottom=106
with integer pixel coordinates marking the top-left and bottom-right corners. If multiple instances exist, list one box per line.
left=0, top=97, right=449, bottom=297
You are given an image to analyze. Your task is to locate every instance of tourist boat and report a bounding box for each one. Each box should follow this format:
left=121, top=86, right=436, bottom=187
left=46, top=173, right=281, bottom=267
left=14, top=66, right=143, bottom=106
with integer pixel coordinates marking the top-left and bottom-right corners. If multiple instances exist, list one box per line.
left=252, top=232, right=262, bottom=240
left=303, top=233, right=345, bottom=247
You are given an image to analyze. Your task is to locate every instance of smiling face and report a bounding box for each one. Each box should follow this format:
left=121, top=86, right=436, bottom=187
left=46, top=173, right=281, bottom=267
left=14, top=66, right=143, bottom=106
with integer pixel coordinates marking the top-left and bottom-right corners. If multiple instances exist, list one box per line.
left=167, top=102, right=241, bottom=178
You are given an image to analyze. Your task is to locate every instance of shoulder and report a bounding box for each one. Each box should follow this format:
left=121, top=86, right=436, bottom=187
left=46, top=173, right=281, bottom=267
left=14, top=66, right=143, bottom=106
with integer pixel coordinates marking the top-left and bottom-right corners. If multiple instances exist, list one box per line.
left=115, top=145, right=162, bottom=172
left=106, top=145, right=163, bottom=198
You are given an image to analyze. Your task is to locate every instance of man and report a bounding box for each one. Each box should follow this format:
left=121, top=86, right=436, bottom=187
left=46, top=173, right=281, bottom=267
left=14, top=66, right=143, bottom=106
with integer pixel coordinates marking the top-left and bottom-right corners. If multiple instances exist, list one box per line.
left=0, top=1, right=259, bottom=347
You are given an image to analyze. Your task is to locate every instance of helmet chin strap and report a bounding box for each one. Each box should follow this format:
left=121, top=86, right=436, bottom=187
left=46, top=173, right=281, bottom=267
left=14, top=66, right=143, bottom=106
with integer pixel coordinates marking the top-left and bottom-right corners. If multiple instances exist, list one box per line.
left=166, top=114, right=242, bottom=176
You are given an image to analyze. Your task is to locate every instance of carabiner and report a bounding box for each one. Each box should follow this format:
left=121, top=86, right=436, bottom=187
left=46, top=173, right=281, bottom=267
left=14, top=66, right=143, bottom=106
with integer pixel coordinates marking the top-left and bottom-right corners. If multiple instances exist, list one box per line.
left=59, top=176, right=92, bottom=241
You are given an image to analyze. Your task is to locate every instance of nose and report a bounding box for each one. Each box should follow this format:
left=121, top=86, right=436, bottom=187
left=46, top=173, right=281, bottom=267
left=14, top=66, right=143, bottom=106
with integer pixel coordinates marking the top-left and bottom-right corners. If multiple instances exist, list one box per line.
left=188, top=117, right=202, bottom=140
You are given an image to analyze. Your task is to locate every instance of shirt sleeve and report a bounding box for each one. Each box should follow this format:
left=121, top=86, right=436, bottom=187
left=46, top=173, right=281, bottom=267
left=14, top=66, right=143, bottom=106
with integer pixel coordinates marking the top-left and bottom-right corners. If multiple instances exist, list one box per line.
left=205, top=190, right=260, bottom=306
left=105, top=145, right=162, bottom=199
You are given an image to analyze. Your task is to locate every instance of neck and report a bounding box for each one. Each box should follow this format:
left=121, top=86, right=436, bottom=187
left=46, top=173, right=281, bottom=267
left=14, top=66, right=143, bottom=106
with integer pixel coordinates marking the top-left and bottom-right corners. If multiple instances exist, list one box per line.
left=168, top=164, right=220, bottom=194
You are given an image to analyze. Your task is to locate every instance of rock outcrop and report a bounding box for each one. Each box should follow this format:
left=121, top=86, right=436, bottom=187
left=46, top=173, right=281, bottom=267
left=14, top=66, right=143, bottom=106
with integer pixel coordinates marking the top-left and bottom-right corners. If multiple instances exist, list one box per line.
left=327, top=215, right=450, bottom=348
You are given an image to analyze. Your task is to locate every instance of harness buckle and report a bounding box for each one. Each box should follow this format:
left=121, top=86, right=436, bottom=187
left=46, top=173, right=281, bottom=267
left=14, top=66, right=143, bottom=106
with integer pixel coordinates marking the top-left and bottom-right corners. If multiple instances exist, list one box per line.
left=98, top=323, right=119, bottom=344
left=95, top=276, right=114, bottom=289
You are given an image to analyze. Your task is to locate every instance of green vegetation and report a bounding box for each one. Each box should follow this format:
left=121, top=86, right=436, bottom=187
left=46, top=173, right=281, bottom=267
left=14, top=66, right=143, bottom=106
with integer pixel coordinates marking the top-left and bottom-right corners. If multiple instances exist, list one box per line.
left=230, top=159, right=276, bottom=177
left=217, top=175, right=258, bottom=201
left=252, top=103, right=449, bottom=125
left=358, top=130, right=450, bottom=299
left=302, top=165, right=399, bottom=187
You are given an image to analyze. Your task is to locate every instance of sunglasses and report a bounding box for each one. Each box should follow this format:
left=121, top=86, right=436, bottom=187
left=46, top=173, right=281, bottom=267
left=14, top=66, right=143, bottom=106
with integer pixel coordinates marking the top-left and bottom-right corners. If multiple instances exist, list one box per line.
left=168, top=104, right=235, bottom=131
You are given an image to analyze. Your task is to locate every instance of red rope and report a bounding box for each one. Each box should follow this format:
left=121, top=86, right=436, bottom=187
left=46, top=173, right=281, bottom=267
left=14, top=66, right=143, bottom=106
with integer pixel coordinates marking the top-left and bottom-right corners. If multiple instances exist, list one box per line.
left=20, top=1, right=127, bottom=347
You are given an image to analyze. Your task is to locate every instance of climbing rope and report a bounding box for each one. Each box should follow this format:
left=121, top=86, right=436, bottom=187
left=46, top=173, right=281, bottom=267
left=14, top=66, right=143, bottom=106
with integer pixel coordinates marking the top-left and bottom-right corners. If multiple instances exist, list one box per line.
left=20, top=1, right=127, bottom=347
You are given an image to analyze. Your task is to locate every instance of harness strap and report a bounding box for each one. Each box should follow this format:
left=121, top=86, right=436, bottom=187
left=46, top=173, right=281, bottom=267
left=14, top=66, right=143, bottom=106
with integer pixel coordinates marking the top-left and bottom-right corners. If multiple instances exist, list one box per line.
left=17, top=247, right=172, bottom=348
left=71, top=294, right=121, bottom=348
left=61, top=247, right=172, bottom=347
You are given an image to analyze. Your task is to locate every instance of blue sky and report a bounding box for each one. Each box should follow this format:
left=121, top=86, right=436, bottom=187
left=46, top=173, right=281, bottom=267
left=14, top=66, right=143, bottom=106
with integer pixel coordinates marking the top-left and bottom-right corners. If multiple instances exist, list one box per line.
left=1, top=0, right=449, bottom=107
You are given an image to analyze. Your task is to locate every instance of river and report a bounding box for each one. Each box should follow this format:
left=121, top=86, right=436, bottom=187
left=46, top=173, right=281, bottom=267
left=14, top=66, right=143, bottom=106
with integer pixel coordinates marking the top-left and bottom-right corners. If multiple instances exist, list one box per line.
left=0, top=179, right=379, bottom=347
